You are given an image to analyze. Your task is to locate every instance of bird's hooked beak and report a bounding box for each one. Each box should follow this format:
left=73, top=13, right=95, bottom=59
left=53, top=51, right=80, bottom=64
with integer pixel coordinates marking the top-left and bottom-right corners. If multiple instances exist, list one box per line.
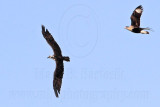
left=47, top=55, right=55, bottom=60
left=47, top=56, right=51, bottom=59
left=124, top=26, right=128, bottom=29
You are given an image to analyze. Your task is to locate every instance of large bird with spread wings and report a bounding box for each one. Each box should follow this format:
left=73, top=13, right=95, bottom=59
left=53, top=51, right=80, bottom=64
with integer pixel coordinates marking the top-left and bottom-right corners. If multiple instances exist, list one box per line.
left=125, top=5, right=151, bottom=34
left=42, top=25, right=70, bottom=97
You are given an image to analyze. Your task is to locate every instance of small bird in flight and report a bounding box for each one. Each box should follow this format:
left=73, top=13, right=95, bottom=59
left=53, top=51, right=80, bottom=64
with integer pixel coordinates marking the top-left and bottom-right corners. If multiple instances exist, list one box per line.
left=42, top=25, right=70, bottom=97
left=125, top=5, right=151, bottom=34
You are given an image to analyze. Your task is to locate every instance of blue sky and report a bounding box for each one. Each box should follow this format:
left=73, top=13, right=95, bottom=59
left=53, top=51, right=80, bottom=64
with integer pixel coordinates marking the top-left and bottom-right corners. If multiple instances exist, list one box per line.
left=0, top=0, right=160, bottom=107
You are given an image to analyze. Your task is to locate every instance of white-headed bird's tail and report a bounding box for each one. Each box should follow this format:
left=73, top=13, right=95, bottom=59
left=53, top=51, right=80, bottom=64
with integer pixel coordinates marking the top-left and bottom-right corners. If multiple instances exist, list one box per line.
left=63, top=56, right=70, bottom=62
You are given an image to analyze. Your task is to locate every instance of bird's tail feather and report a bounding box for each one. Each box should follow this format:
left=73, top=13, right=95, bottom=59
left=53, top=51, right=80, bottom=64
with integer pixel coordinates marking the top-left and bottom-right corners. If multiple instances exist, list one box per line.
left=63, top=56, right=70, bottom=62
left=143, top=27, right=154, bottom=31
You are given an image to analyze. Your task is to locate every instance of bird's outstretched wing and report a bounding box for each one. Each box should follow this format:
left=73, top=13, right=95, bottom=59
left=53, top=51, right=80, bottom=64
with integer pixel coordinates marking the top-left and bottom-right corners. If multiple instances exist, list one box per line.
left=130, top=5, right=143, bottom=27
left=41, top=25, right=62, bottom=57
left=42, top=25, right=64, bottom=97
left=53, top=60, right=64, bottom=97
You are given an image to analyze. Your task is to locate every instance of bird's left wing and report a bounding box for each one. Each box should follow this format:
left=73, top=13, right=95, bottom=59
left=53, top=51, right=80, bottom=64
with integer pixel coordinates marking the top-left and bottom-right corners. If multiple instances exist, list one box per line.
left=53, top=60, right=64, bottom=97
left=130, top=5, right=143, bottom=27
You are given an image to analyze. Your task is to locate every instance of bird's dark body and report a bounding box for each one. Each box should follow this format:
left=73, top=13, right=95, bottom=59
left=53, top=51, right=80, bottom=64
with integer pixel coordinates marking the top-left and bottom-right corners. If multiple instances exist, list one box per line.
left=132, top=28, right=141, bottom=33
left=42, top=25, right=70, bottom=97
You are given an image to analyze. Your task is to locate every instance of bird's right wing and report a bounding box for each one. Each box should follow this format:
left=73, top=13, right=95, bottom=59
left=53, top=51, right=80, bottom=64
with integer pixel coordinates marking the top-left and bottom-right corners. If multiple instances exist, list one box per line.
left=130, top=5, right=143, bottom=27
left=42, top=25, right=62, bottom=57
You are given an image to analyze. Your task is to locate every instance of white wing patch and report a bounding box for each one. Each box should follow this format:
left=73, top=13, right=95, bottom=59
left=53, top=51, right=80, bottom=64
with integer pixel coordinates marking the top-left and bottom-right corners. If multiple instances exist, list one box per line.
left=140, top=30, right=149, bottom=34
left=136, top=8, right=142, bottom=13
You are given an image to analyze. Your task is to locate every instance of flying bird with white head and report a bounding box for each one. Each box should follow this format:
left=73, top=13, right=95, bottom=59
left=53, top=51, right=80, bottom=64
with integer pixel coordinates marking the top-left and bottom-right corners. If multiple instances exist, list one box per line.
left=42, top=25, right=70, bottom=97
left=125, top=5, right=151, bottom=34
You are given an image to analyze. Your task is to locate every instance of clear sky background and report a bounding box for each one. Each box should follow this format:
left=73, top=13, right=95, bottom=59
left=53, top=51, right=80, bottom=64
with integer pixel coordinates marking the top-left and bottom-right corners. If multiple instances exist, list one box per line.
left=0, top=0, right=160, bottom=107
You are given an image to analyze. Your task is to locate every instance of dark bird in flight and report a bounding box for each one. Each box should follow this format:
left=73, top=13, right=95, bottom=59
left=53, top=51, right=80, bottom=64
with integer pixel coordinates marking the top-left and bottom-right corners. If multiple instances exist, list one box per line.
left=42, top=25, right=70, bottom=97
left=125, top=5, right=151, bottom=34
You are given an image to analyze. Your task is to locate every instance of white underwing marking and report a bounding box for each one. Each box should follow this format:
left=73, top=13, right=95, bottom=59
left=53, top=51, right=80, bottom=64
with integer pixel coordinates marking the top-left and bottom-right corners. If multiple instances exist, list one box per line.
left=140, top=30, right=148, bottom=34
left=136, top=9, right=142, bottom=13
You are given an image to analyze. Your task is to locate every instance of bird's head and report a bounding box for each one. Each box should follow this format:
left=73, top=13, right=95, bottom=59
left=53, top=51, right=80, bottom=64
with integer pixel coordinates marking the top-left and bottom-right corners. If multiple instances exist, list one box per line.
left=47, top=55, right=56, bottom=60
left=47, top=56, right=52, bottom=58
left=125, top=26, right=133, bottom=31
